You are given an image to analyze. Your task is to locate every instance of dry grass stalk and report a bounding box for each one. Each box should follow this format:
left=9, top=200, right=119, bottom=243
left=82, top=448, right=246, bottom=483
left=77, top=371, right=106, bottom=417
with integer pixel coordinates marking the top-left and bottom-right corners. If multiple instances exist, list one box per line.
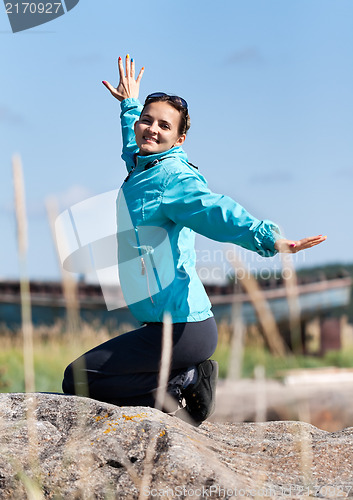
left=138, top=421, right=162, bottom=500
left=45, top=196, right=88, bottom=397
left=12, top=154, right=43, bottom=496
left=254, top=365, right=267, bottom=423
left=227, top=300, right=245, bottom=380
left=45, top=196, right=80, bottom=334
left=154, top=313, right=172, bottom=411
left=252, top=365, right=269, bottom=499
left=297, top=398, right=313, bottom=489
left=15, top=469, right=44, bottom=500
left=12, top=154, right=35, bottom=393
left=139, top=313, right=174, bottom=499
left=139, top=310, right=255, bottom=497
left=46, top=193, right=147, bottom=494
left=46, top=197, right=99, bottom=496
left=226, top=251, right=287, bottom=357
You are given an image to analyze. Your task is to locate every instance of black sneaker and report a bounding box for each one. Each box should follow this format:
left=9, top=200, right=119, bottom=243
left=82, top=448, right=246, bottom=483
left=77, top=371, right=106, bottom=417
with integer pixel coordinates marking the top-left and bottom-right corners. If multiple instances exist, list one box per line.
left=177, top=359, right=218, bottom=426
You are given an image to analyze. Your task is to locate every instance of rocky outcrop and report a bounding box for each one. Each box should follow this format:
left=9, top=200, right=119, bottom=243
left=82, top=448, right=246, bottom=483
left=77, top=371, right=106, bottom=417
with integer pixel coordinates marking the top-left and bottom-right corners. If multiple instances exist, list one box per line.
left=213, top=374, right=353, bottom=432
left=1, top=393, right=353, bottom=499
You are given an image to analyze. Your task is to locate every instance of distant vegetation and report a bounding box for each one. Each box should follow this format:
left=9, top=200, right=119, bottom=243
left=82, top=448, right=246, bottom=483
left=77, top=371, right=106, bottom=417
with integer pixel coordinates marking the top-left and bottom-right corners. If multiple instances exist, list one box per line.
left=1, top=262, right=352, bottom=394
left=2, top=318, right=353, bottom=393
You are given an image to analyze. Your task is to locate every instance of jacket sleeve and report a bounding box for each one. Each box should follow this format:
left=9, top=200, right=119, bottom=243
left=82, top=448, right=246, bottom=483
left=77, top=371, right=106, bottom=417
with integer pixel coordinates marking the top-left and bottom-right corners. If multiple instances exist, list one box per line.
left=120, top=98, right=142, bottom=172
left=161, top=170, right=283, bottom=257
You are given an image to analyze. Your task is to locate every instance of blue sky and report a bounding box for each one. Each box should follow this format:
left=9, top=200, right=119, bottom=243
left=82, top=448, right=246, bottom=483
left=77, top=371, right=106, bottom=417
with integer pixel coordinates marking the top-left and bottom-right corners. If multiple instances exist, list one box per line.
left=1, top=0, right=352, bottom=282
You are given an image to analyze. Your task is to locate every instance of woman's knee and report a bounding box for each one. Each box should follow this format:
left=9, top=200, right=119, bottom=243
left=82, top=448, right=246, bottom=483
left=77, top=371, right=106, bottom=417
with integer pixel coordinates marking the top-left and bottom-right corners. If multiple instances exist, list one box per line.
left=62, top=363, right=74, bottom=394
left=62, top=359, right=91, bottom=396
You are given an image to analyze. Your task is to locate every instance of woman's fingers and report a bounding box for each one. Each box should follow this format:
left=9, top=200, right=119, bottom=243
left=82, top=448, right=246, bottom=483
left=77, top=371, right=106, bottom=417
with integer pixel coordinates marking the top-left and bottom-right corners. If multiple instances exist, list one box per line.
left=117, top=56, right=124, bottom=80
left=118, top=54, right=143, bottom=82
left=291, top=235, right=327, bottom=253
left=275, top=235, right=327, bottom=253
left=125, top=54, right=130, bottom=78
left=297, top=235, right=326, bottom=248
left=136, top=65, right=145, bottom=83
left=102, top=80, right=115, bottom=94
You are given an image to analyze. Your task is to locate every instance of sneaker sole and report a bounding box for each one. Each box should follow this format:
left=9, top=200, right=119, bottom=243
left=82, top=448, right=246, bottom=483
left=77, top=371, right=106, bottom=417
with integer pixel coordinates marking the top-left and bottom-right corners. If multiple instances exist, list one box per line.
left=199, top=359, right=218, bottom=419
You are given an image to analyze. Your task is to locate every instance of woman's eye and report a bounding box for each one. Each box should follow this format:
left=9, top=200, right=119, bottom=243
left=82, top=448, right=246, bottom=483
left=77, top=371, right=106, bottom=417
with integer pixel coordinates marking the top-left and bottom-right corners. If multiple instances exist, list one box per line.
left=161, top=124, right=170, bottom=130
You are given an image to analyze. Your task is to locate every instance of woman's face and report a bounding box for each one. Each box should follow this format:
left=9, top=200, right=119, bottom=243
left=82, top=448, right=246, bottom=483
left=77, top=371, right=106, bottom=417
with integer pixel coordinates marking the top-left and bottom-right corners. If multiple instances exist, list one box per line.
left=134, top=101, right=186, bottom=156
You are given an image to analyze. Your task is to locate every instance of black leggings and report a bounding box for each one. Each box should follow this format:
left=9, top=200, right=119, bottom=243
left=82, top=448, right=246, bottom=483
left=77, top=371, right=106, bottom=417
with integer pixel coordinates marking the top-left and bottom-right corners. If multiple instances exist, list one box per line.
left=62, top=317, right=218, bottom=407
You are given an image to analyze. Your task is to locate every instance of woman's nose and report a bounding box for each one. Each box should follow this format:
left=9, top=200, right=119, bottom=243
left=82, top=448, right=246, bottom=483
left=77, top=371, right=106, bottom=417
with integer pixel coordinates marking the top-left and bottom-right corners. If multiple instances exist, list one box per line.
left=147, top=121, right=158, bottom=134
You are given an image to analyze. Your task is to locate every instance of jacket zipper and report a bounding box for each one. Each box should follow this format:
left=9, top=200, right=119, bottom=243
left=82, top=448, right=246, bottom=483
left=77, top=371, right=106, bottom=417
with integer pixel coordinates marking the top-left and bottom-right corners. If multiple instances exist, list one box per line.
left=140, top=256, right=146, bottom=275
left=135, top=230, right=154, bottom=305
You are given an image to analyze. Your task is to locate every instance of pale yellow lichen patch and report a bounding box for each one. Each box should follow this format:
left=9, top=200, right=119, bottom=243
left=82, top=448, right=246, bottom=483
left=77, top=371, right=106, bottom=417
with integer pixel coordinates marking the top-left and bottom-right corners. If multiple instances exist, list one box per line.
left=106, top=421, right=119, bottom=427
left=103, top=427, right=116, bottom=434
left=94, top=414, right=110, bottom=422
left=122, top=413, right=148, bottom=421
left=93, top=412, right=148, bottom=441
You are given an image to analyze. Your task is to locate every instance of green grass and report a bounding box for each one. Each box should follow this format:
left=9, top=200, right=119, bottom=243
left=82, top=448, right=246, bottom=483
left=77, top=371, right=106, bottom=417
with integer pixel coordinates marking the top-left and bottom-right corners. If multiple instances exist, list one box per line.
left=2, top=321, right=353, bottom=394
left=0, top=322, right=113, bottom=393
left=0, top=339, right=83, bottom=393
left=212, top=340, right=353, bottom=380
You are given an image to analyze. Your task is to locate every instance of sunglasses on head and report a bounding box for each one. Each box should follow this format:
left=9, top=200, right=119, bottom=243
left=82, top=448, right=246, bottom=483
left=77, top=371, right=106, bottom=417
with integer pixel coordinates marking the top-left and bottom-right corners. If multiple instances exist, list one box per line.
left=145, top=92, right=188, bottom=110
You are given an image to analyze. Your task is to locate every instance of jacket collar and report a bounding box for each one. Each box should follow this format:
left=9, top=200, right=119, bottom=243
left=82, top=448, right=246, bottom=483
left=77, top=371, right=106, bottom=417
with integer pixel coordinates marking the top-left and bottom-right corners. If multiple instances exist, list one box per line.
left=134, top=146, right=187, bottom=170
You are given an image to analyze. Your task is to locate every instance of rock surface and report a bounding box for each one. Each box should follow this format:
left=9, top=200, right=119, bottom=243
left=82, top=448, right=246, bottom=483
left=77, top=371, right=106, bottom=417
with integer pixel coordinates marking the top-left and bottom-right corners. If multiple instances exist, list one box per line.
left=212, top=374, right=353, bottom=432
left=1, top=393, right=353, bottom=499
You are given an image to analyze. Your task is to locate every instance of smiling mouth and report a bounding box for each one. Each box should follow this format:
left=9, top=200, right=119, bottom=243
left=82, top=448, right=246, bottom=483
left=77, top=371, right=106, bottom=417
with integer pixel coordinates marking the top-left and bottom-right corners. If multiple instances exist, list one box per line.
left=143, top=136, right=159, bottom=144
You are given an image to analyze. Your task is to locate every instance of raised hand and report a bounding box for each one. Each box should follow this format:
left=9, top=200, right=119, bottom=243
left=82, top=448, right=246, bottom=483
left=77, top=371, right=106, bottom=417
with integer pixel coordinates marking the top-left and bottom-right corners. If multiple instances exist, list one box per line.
left=274, top=235, right=327, bottom=253
left=102, top=54, right=144, bottom=102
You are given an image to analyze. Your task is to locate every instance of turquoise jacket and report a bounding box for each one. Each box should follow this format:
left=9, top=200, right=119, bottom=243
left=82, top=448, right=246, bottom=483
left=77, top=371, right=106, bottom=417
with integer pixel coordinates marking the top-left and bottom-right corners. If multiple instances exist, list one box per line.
left=117, top=98, right=283, bottom=323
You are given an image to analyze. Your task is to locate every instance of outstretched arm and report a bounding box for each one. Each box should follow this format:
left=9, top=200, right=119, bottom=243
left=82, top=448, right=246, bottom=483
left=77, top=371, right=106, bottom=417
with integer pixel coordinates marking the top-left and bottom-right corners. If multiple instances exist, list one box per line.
left=161, top=168, right=282, bottom=256
left=102, top=55, right=145, bottom=171
left=274, top=235, right=327, bottom=253
left=162, top=167, right=327, bottom=257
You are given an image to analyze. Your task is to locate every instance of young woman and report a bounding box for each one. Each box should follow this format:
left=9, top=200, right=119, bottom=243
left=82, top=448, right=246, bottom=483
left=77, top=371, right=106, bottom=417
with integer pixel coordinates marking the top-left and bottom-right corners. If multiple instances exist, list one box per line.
left=62, top=56, right=326, bottom=425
